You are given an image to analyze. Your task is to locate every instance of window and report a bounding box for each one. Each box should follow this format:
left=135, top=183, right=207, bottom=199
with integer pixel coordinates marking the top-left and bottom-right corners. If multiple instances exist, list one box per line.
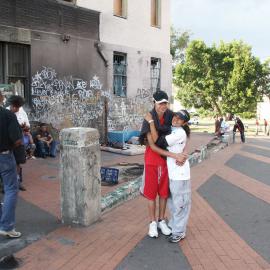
left=151, top=0, right=161, bottom=27
left=113, top=0, right=127, bottom=18
left=150, top=58, right=161, bottom=92
left=0, top=42, right=30, bottom=101
left=113, top=52, right=127, bottom=97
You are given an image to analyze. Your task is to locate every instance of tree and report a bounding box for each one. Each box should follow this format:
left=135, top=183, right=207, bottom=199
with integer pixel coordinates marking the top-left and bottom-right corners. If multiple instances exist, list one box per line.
left=170, top=26, right=191, bottom=64
left=174, top=40, right=270, bottom=116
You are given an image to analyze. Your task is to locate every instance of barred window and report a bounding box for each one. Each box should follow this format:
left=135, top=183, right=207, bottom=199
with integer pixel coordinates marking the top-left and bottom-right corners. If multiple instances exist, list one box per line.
left=0, top=42, right=30, bottom=102
left=113, top=52, right=127, bottom=97
left=151, top=57, right=161, bottom=92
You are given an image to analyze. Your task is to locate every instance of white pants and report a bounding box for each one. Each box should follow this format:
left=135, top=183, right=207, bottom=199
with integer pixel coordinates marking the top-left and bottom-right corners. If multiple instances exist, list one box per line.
left=168, top=179, right=191, bottom=236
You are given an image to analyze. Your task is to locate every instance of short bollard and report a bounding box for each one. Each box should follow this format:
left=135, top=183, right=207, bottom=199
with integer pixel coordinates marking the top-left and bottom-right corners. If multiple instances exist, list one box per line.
left=60, top=127, right=101, bottom=226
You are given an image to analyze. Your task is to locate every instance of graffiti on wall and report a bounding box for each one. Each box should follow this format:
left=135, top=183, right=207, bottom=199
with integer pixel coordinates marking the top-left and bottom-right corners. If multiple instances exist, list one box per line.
left=30, top=67, right=153, bottom=132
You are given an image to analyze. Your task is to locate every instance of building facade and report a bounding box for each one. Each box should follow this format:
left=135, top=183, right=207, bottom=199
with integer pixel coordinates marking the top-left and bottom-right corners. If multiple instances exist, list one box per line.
left=0, top=0, right=172, bottom=141
left=77, top=0, right=172, bottom=132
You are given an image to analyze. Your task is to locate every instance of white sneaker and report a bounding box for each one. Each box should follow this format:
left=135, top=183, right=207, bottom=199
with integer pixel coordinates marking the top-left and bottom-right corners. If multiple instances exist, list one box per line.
left=0, top=229, right=22, bottom=238
left=148, top=221, right=158, bottom=238
left=158, top=220, right=172, bottom=236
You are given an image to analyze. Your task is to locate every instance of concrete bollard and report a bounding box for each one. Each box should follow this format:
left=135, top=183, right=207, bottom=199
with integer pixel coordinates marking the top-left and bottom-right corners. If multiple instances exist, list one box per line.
left=60, top=127, right=101, bottom=226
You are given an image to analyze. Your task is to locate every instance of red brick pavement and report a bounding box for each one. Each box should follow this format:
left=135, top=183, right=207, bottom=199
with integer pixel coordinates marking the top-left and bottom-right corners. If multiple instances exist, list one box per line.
left=15, top=136, right=270, bottom=269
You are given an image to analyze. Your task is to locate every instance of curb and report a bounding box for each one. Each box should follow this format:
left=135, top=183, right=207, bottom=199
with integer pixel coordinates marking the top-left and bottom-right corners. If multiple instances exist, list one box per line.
left=101, top=138, right=228, bottom=213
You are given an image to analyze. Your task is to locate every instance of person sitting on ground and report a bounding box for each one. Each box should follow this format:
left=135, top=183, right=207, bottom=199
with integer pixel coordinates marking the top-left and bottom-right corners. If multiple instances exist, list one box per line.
left=22, top=126, right=36, bottom=159
left=35, top=123, right=57, bottom=158
left=220, top=117, right=230, bottom=136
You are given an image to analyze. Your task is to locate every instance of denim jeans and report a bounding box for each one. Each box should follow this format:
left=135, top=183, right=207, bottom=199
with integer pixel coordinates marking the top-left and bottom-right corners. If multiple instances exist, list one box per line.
left=0, top=152, right=19, bottom=231
left=36, top=140, right=57, bottom=158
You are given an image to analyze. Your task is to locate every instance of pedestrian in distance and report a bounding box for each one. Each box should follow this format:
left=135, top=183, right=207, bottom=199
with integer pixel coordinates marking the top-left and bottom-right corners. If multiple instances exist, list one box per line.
left=233, top=116, right=245, bottom=143
left=139, top=90, right=187, bottom=238
left=0, top=91, right=23, bottom=238
left=256, top=118, right=259, bottom=135
left=145, top=109, right=191, bottom=243
left=264, top=119, right=268, bottom=135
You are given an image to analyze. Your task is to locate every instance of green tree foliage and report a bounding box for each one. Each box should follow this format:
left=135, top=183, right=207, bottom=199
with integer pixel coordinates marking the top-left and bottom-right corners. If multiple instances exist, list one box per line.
left=174, top=40, right=270, bottom=115
left=170, top=26, right=191, bottom=64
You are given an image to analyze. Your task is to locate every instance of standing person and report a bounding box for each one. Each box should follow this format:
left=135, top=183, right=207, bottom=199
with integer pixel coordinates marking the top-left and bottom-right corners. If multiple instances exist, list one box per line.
left=214, top=115, right=221, bottom=137
left=264, top=119, right=268, bottom=135
left=256, top=118, right=259, bottom=135
left=139, top=90, right=175, bottom=238
left=0, top=91, right=22, bottom=238
left=233, top=117, right=245, bottom=143
left=8, top=95, right=27, bottom=191
left=145, top=109, right=191, bottom=243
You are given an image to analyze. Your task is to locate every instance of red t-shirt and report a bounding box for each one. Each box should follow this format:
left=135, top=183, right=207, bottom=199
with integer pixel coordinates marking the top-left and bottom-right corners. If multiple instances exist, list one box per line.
left=144, top=116, right=167, bottom=166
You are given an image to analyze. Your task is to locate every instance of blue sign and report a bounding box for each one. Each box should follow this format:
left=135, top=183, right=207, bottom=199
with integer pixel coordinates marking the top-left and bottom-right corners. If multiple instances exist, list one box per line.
left=100, top=167, right=119, bottom=184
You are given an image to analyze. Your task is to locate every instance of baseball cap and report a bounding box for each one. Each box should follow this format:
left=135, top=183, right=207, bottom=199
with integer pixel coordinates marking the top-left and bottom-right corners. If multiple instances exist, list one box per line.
left=153, top=90, right=169, bottom=104
left=174, top=110, right=190, bottom=122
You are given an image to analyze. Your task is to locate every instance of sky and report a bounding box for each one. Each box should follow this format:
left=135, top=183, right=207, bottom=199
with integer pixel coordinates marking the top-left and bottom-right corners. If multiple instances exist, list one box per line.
left=171, top=0, right=270, bottom=61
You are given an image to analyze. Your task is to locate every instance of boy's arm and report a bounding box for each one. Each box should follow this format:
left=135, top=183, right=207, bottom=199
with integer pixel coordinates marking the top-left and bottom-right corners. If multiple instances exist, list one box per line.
left=147, top=133, right=187, bottom=163
left=144, top=112, right=158, bottom=142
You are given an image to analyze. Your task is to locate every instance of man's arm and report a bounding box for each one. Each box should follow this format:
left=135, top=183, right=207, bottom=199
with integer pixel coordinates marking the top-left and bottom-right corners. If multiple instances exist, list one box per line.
left=144, top=112, right=158, bottom=142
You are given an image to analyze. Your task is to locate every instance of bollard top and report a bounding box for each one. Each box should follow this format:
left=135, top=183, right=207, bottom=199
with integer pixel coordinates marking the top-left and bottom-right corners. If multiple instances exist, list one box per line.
left=60, top=127, right=99, bottom=148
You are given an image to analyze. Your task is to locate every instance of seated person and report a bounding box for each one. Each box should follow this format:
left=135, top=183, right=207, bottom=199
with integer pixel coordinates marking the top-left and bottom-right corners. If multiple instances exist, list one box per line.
left=35, top=123, right=57, bottom=158
left=22, top=126, right=36, bottom=159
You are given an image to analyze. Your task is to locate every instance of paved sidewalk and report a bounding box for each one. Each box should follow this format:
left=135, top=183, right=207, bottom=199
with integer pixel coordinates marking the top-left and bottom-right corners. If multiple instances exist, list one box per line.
left=5, top=134, right=270, bottom=269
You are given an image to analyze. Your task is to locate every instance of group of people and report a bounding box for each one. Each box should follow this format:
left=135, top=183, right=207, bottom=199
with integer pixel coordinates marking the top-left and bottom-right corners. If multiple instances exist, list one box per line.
left=0, top=91, right=57, bottom=238
left=256, top=118, right=269, bottom=136
left=139, top=90, right=191, bottom=243
left=215, top=115, right=246, bottom=143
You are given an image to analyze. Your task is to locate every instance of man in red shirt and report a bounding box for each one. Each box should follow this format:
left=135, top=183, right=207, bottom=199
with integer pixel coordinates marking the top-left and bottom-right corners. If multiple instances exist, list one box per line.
left=140, top=90, right=186, bottom=238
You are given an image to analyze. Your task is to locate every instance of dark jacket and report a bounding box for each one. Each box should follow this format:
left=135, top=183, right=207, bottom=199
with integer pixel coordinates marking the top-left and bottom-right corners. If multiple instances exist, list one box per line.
left=139, top=108, right=173, bottom=149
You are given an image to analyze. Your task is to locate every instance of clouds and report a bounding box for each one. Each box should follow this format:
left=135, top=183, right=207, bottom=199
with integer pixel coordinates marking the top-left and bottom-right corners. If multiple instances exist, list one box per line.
left=171, top=0, right=270, bottom=60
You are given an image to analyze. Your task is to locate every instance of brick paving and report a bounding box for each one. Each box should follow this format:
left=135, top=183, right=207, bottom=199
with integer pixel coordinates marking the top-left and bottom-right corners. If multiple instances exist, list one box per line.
left=9, top=135, right=270, bottom=269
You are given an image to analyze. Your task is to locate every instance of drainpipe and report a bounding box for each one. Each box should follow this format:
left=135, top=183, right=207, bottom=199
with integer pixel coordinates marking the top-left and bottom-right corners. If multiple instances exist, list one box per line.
left=95, top=41, right=108, bottom=67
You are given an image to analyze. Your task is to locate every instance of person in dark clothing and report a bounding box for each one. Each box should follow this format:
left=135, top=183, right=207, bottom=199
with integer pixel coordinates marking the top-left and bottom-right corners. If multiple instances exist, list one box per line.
left=214, top=115, right=221, bottom=137
left=8, top=95, right=27, bottom=191
left=0, top=91, right=22, bottom=238
left=35, top=123, right=57, bottom=158
left=233, top=116, right=245, bottom=143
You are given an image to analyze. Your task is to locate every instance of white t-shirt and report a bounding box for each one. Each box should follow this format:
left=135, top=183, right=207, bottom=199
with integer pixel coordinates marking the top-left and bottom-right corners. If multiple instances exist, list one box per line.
left=8, top=106, right=30, bottom=127
left=166, top=126, right=190, bottom=181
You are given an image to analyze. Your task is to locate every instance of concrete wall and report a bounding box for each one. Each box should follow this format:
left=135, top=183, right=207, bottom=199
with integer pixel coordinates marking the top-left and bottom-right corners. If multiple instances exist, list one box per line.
left=77, top=0, right=171, bottom=54
left=257, top=96, right=270, bottom=120
left=77, top=0, right=172, bottom=98
left=0, top=0, right=172, bottom=138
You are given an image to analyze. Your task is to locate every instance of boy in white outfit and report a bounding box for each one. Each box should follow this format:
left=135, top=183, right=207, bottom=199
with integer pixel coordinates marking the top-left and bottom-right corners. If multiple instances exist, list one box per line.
left=145, top=109, right=191, bottom=243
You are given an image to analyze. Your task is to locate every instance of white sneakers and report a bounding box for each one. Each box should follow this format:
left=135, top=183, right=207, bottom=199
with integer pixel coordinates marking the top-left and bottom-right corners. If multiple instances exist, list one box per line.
left=158, top=220, right=172, bottom=236
left=148, top=220, right=172, bottom=238
left=0, top=229, right=22, bottom=238
left=148, top=221, right=158, bottom=238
